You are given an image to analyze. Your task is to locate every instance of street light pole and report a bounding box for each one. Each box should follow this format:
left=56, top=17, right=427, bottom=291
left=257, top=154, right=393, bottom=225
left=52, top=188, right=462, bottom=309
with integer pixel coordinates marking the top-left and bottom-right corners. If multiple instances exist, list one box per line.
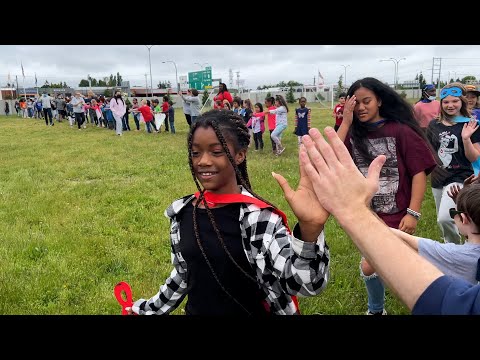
left=390, top=57, right=406, bottom=89
left=194, top=62, right=210, bottom=69
left=380, top=59, right=396, bottom=88
left=162, top=60, right=179, bottom=91
left=145, top=45, right=155, bottom=98
left=340, top=64, right=350, bottom=90
left=381, top=57, right=406, bottom=89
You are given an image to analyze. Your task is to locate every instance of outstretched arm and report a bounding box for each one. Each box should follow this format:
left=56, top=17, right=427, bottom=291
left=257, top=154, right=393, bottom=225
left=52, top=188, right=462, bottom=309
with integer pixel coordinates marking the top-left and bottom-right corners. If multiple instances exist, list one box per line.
left=389, top=227, right=420, bottom=251
left=300, top=127, right=444, bottom=310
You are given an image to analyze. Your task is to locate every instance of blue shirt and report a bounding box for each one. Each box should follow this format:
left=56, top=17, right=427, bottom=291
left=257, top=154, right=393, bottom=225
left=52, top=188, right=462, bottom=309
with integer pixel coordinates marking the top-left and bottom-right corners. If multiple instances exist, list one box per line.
left=412, top=275, right=480, bottom=315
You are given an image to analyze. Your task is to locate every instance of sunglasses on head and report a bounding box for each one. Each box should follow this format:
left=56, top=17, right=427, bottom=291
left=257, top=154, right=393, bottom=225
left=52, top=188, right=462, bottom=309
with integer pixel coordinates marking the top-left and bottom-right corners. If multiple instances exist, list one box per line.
left=440, top=87, right=463, bottom=100
left=449, top=208, right=464, bottom=219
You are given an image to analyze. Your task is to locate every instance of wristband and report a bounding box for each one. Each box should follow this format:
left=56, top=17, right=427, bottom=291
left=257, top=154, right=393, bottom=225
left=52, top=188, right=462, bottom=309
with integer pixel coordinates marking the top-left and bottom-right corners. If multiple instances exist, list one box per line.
left=407, top=208, right=421, bottom=220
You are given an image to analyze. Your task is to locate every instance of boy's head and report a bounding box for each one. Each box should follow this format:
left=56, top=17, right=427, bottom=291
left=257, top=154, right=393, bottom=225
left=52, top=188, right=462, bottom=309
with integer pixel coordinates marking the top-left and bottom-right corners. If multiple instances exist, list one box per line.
left=453, top=183, right=480, bottom=236
left=152, top=99, right=159, bottom=105
left=338, top=92, right=347, bottom=104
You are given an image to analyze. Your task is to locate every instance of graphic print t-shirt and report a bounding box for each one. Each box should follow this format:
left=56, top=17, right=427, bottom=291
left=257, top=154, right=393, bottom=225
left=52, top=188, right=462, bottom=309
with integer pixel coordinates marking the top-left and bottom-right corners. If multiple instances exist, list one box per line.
left=346, top=122, right=436, bottom=227
left=427, top=121, right=480, bottom=188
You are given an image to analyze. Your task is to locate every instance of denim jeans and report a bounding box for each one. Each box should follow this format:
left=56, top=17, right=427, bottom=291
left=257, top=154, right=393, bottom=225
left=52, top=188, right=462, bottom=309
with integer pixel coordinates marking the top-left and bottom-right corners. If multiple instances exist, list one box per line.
left=271, top=123, right=287, bottom=146
left=360, top=259, right=385, bottom=313
left=132, top=113, right=140, bottom=130
left=169, top=118, right=176, bottom=134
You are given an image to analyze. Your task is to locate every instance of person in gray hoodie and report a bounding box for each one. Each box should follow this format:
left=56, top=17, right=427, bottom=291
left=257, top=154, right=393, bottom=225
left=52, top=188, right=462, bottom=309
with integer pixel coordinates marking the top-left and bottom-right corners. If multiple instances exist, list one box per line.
left=179, top=88, right=201, bottom=124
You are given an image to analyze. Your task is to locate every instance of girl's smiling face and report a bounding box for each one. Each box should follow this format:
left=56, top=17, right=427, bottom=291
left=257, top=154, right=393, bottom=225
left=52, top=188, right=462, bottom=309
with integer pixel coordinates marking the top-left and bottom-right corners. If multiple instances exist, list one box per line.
left=191, top=126, right=245, bottom=194
left=441, top=96, right=462, bottom=117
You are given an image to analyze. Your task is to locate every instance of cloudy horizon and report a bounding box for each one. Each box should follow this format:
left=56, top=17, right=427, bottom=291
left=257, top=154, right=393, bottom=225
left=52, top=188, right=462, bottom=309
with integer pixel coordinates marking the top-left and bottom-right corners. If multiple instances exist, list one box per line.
left=2, top=45, right=480, bottom=91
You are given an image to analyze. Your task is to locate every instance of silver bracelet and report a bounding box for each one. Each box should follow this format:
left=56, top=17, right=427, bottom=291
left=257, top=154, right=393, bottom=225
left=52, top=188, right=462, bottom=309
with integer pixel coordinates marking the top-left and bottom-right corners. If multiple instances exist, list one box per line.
left=407, top=208, right=421, bottom=220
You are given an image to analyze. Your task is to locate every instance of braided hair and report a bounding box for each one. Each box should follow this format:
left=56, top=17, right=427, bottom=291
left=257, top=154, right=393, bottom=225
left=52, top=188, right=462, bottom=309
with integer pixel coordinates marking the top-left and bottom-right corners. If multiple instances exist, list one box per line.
left=186, top=109, right=281, bottom=314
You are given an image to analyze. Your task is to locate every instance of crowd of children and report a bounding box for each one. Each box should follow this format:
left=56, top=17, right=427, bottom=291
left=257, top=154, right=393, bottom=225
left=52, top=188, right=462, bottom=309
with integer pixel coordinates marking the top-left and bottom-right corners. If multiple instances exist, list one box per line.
left=9, top=81, right=480, bottom=315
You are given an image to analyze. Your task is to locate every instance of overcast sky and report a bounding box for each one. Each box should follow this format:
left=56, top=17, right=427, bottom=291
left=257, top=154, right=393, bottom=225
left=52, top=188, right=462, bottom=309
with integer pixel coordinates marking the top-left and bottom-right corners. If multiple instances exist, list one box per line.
left=2, top=45, right=480, bottom=90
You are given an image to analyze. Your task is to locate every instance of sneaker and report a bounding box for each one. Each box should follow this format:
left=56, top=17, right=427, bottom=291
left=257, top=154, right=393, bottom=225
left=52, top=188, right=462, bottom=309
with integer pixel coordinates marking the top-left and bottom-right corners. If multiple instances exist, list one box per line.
left=83, top=125, right=86, bottom=129
left=366, top=309, right=387, bottom=315
left=276, top=146, right=286, bottom=155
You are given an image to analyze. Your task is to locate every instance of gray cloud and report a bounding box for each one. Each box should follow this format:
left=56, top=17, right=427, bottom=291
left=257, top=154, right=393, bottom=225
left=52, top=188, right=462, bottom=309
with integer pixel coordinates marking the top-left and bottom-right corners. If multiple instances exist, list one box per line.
left=1, top=45, right=480, bottom=89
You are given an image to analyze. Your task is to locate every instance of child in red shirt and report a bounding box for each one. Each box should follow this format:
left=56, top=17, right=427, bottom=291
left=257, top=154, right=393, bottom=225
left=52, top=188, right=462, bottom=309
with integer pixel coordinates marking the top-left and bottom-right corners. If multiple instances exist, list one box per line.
left=131, top=99, right=156, bottom=133
left=162, top=96, right=170, bottom=132
left=332, top=92, right=346, bottom=132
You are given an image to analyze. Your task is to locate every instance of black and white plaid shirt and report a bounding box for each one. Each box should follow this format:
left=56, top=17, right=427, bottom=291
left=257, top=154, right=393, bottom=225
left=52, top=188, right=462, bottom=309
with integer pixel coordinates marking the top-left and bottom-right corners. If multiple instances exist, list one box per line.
left=132, top=187, right=330, bottom=315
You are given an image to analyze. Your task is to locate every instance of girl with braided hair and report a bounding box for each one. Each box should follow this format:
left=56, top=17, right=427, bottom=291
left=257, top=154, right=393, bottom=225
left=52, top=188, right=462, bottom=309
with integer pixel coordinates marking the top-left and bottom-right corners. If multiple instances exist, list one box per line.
left=128, top=109, right=330, bottom=315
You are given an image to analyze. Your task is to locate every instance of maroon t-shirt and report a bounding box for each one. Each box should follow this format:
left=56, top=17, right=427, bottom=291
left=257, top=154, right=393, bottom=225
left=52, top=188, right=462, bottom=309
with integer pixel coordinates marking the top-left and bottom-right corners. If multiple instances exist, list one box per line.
left=345, top=121, right=436, bottom=228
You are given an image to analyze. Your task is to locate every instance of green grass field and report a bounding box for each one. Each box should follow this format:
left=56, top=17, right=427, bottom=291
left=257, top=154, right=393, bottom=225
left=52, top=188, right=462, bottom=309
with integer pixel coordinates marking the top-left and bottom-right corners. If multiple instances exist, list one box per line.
left=0, top=103, right=442, bottom=315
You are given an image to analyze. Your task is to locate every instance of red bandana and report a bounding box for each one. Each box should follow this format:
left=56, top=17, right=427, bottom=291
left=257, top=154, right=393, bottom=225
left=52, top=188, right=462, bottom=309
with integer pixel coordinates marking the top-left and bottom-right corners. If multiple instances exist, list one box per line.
left=194, top=191, right=291, bottom=233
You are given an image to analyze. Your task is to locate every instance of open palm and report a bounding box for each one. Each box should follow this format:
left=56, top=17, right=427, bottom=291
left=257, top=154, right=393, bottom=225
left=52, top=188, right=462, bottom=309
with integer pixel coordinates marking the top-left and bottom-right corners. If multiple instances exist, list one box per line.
left=273, top=150, right=329, bottom=227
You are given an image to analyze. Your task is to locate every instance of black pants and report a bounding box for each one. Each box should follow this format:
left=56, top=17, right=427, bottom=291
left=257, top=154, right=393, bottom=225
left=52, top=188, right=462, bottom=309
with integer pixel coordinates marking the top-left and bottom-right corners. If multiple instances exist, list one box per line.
left=122, top=113, right=131, bottom=131
left=184, top=113, right=192, bottom=128
left=163, top=112, right=169, bottom=131
left=253, top=132, right=264, bottom=150
left=334, top=124, right=340, bottom=132
left=269, top=130, right=276, bottom=152
left=75, top=112, right=85, bottom=129
left=43, top=108, right=53, bottom=125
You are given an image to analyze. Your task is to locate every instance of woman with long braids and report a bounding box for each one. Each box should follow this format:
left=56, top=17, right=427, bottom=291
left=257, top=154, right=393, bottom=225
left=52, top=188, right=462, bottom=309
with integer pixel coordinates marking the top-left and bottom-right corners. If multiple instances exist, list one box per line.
left=128, top=109, right=330, bottom=315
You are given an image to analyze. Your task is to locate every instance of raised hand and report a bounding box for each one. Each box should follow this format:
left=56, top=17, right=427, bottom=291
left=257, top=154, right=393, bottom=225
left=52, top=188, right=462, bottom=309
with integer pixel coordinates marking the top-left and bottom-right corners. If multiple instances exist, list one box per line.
left=342, top=95, right=356, bottom=126
left=272, top=150, right=329, bottom=241
left=462, top=118, right=479, bottom=140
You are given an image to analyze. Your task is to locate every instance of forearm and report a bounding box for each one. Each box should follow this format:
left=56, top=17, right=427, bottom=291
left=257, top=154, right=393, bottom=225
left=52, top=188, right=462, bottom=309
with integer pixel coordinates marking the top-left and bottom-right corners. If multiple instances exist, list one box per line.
left=336, top=208, right=443, bottom=310
left=336, top=120, right=351, bottom=142
left=462, top=139, right=480, bottom=162
left=409, top=172, right=427, bottom=213
left=389, top=227, right=420, bottom=251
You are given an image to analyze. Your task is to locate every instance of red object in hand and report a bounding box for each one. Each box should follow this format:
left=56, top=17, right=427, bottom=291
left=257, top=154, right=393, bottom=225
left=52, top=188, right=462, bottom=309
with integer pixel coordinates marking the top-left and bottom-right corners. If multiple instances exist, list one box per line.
left=114, top=281, right=134, bottom=315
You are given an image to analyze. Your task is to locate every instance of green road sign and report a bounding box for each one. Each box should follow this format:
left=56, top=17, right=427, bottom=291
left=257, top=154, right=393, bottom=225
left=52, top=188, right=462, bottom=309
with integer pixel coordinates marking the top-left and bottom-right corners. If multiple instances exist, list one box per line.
left=188, top=68, right=212, bottom=90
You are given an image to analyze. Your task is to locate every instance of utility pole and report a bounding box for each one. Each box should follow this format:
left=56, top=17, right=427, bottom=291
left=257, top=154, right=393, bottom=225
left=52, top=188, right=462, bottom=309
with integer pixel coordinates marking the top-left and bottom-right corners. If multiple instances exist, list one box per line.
left=229, top=68, right=233, bottom=90
left=145, top=45, right=155, bottom=98
left=144, top=73, right=148, bottom=99
left=236, top=71, right=240, bottom=94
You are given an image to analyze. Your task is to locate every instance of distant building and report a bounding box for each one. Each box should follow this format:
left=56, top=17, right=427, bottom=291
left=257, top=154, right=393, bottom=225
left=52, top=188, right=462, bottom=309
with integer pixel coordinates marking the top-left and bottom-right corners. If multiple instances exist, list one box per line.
left=0, top=87, right=17, bottom=100
left=402, top=80, right=421, bottom=89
